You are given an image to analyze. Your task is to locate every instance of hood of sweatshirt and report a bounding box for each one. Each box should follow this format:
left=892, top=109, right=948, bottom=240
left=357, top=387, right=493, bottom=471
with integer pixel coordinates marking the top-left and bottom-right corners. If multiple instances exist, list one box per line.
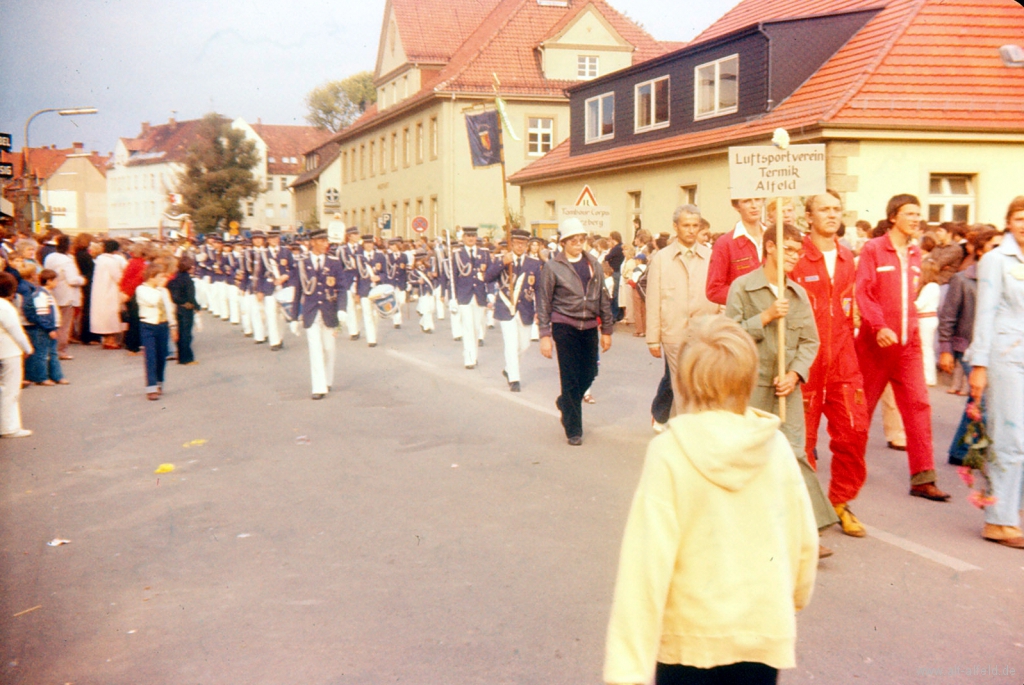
left=668, top=408, right=782, bottom=492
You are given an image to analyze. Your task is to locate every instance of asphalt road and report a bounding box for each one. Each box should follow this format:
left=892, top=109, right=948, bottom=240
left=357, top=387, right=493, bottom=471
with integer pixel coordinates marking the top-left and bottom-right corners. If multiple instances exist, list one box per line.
left=1, top=310, right=1022, bottom=685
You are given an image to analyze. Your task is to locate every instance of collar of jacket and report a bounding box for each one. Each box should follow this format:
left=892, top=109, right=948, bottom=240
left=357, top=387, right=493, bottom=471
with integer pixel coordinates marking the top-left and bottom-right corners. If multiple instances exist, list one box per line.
left=995, top=234, right=1024, bottom=261
left=552, top=249, right=597, bottom=270
left=882, top=231, right=919, bottom=258
left=800, top=234, right=850, bottom=264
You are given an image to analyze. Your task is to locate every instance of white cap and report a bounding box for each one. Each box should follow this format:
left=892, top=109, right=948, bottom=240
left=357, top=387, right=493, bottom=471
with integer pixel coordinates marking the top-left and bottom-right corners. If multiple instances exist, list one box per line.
left=559, top=217, right=586, bottom=242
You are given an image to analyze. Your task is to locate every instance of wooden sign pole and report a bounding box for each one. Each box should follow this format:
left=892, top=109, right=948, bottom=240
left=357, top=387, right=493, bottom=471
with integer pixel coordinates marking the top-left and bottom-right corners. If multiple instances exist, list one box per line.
left=776, top=199, right=786, bottom=422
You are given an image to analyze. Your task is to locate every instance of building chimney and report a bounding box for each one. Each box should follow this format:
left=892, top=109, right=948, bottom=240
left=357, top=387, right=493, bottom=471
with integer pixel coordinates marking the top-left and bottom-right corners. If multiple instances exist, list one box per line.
left=141, top=121, right=151, bottom=135
left=73, top=142, right=84, bottom=150
left=169, top=116, right=177, bottom=128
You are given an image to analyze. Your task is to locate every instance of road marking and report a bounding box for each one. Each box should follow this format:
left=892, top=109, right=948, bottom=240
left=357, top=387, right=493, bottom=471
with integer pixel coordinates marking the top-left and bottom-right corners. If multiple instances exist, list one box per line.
left=387, top=348, right=981, bottom=573
left=864, top=525, right=982, bottom=572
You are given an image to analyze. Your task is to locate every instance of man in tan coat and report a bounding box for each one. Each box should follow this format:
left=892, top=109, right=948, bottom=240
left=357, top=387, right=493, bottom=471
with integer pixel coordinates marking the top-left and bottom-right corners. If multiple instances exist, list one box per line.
left=646, top=205, right=720, bottom=417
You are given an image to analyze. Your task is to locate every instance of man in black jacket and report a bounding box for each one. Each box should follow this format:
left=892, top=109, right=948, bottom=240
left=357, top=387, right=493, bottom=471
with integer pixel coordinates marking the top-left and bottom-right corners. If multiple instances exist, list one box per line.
left=537, top=218, right=613, bottom=446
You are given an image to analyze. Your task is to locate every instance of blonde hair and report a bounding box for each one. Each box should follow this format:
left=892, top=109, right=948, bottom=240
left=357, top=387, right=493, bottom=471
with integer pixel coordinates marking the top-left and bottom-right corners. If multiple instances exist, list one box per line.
left=675, top=315, right=758, bottom=414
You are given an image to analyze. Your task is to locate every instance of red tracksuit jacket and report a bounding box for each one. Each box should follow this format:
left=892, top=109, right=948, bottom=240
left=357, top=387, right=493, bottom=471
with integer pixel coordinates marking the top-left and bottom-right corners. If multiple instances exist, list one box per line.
left=855, top=234, right=922, bottom=345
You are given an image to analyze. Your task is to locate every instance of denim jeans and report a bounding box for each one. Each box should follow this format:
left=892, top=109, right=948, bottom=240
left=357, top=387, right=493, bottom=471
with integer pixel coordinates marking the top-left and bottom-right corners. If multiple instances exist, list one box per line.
left=24, top=327, right=63, bottom=383
left=948, top=352, right=981, bottom=465
left=140, top=322, right=169, bottom=392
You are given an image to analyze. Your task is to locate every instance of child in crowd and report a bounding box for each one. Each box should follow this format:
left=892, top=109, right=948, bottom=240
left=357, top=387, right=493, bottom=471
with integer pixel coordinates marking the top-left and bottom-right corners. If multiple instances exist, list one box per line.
left=166, top=256, right=198, bottom=365
left=604, top=315, right=817, bottom=685
left=0, top=272, right=34, bottom=437
left=22, top=268, right=67, bottom=386
left=136, top=263, right=177, bottom=400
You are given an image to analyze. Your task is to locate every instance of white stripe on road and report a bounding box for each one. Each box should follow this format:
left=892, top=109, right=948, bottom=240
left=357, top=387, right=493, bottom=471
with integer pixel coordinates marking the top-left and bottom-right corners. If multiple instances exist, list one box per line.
left=386, top=348, right=983, bottom=573
left=864, top=525, right=982, bottom=572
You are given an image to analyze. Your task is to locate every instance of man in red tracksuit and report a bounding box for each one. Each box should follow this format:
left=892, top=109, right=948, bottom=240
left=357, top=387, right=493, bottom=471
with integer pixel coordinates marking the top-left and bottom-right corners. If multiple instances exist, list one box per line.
left=791, top=192, right=870, bottom=537
left=706, top=198, right=764, bottom=305
left=855, top=194, right=950, bottom=501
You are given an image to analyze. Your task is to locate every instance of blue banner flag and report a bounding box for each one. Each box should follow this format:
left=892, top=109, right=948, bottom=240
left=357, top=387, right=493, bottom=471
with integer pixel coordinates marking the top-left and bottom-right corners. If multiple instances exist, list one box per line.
left=465, top=110, right=502, bottom=168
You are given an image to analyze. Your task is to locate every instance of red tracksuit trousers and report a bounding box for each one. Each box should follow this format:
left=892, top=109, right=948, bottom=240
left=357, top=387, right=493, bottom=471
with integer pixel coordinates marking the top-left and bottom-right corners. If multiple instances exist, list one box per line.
left=856, top=331, right=936, bottom=480
left=803, top=378, right=869, bottom=505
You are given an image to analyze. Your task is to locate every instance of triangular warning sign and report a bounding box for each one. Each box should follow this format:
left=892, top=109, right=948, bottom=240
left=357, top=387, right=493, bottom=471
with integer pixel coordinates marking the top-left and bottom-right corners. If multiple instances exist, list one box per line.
left=575, top=185, right=598, bottom=207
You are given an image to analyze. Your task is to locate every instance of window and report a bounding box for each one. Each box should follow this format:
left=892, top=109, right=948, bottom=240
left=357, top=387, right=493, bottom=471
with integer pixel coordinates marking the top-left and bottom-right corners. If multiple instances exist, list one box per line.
left=416, top=197, right=424, bottom=218
left=247, top=202, right=254, bottom=217
left=369, top=141, right=376, bottom=176
left=585, top=92, right=615, bottom=143
left=927, top=174, right=975, bottom=223
left=325, top=188, right=339, bottom=204
left=416, top=122, right=424, bottom=164
left=545, top=200, right=556, bottom=219
left=403, top=200, right=411, bottom=232
left=403, top=127, right=410, bottom=167
left=266, top=206, right=275, bottom=219
left=351, top=147, right=357, bottom=182
left=280, top=204, right=288, bottom=218
left=280, top=176, right=289, bottom=191
left=391, top=132, right=398, bottom=170
left=680, top=184, right=697, bottom=206
left=430, top=195, right=438, bottom=233
left=628, top=190, right=642, bottom=229
left=577, top=55, right=598, bottom=80
left=695, top=55, right=738, bottom=120
left=635, top=76, right=670, bottom=131
left=528, top=117, right=554, bottom=156
left=360, top=145, right=366, bottom=179
left=380, top=136, right=386, bottom=173
left=430, top=117, right=439, bottom=159
left=342, top=152, right=348, bottom=183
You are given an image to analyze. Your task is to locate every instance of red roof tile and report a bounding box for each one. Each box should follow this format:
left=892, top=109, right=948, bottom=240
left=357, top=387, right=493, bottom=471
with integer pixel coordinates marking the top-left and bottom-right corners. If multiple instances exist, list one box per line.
left=250, top=123, right=334, bottom=176
left=511, top=0, right=1024, bottom=184
left=4, top=145, right=108, bottom=181
left=291, top=140, right=342, bottom=188
left=121, top=118, right=227, bottom=167
left=390, top=0, right=503, bottom=64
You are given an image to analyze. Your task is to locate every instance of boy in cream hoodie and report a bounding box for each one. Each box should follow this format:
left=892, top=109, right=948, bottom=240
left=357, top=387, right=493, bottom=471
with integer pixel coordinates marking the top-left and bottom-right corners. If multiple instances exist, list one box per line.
left=605, top=315, right=817, bottom=685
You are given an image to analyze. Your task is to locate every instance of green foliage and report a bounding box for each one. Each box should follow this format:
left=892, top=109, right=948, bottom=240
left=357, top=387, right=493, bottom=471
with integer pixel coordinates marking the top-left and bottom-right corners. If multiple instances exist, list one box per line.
left=304, top=210, right=320, bottom=232
left=305, top=71, right=377, bottom=132
left=176, top=114, right=261, bottom=234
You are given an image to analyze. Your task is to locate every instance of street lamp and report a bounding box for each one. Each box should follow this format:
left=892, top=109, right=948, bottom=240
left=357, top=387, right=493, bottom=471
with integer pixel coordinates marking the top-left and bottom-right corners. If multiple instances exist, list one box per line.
left=21, top=106, right=98, bottom=232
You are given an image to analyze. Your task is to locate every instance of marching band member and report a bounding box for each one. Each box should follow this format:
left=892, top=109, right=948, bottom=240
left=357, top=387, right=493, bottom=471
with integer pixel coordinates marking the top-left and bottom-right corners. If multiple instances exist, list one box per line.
left=193, top=238, right=211, bottom=311
left=453, top=226, right=491, bottom=369
left=249, top=230, right=269, bottom=343
left=339, top=226, right=362, bottom=340
left=264, top=229, right=294, bottom=351
left=210, top=237, right=229, bottom=320
left=356, top=234, right=387, bottom=347
left=226, top=240, right=243, bottom=325
left=385, top=237, right=408, bottom=329
left=291, top=230, right=346, bottom=400
left=409, top=248, right=439, bottom=333
left=237, top=238, right=253, bottom=336
left=486, top=229, right=541, bottom=391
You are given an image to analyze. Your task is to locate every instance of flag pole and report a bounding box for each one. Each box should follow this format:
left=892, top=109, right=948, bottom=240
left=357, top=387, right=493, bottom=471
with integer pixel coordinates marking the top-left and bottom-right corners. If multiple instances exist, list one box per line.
left=771, top=128, right=791, bottom=423
left=493, top=73, right=514, bottom=297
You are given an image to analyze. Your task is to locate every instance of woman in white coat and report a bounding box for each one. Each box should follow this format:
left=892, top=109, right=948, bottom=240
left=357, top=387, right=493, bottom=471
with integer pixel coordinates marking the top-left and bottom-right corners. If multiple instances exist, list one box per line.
left=0, top=271, right=34, bottom=437
left=90, top=239, right=127, bottom=349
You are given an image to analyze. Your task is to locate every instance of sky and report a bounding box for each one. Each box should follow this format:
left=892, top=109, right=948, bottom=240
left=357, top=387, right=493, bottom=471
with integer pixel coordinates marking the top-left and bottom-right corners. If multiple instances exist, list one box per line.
left=0, top=0, right=741, bottom=156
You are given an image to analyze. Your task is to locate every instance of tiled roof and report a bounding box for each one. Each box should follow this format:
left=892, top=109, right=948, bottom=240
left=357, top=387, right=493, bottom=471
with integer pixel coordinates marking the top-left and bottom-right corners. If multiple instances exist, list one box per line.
left=331, top=0, right=666, bottom=145
left=510, top=0, right=1024, bottom=184
left=290, top=141, right=342, bottom=188
left=250, top=123, right=334, bottom=176
left=7, top=145, right=109, bottom=181
left=120, top=117, right=227, bottom=167
left=391, top=0, right=502, bottom=64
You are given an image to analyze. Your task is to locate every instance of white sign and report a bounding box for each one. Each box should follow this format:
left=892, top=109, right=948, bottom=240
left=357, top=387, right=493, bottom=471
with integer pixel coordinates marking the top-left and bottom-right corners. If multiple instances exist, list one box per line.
left=575, top=185, right=599, bottom=206
left=728, top=144, right=826, bottom=199
left=559, top=205, right=611, bottom=235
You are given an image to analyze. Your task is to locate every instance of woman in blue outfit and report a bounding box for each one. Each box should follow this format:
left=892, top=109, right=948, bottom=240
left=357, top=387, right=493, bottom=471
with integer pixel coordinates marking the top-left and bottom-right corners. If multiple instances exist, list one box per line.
left=969, top=196, right=1024, bottom=549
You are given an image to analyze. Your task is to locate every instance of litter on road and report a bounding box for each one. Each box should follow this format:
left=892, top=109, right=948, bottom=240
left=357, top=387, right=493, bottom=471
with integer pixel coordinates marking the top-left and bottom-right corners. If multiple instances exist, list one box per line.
left=47, top=539, right=71, bottom=547
left=154, top=463, right=175, bottom=474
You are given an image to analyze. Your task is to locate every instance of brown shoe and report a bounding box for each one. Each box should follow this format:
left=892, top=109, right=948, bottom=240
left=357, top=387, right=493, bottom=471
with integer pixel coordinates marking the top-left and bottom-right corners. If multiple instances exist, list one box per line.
left=819, top=544, right=834, bottom=559
left=982, top=524, right=1024, bottom=548
left=909, top=482, right=951, bottom=502
left=146, top=392, right=160, bottom=401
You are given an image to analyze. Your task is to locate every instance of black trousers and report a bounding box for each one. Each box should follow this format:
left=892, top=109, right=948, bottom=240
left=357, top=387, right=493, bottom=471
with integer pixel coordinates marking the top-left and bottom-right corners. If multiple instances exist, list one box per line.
left=651, top=356, right=674, bottom=424
left=656, top=662, right=778, bottom=685
left=176, top=308, right=194, bottom=364
left=552, top=323, right=599, bottom=439
left=124, top=296, right=141, bottom=352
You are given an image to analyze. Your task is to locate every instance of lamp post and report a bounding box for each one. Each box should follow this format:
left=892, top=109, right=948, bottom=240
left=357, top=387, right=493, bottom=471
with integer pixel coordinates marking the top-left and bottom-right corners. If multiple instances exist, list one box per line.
left=22, top=107, right=98, bottom=233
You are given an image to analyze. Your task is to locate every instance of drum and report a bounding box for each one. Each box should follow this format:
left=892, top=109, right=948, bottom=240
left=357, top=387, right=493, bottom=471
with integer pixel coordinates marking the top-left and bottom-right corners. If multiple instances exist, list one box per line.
left=368, top=284, right=398, bottom=318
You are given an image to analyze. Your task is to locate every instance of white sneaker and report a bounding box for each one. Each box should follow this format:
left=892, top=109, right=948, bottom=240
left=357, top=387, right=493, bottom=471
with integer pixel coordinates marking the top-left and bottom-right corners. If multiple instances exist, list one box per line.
left=652, top=418, right=667, bottom=434
left=2, top=429, right=33, bottom=438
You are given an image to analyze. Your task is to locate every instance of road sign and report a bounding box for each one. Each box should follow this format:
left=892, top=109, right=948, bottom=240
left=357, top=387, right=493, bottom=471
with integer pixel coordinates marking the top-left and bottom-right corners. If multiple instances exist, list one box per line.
left=411, top=215, right=429, bottom=234
left=0, top=133, right=11, bottom=152
left=575, top=185, right=598, bottom=206
left=728, top=144, right=826, bottom=198
left=378, top=212, right=392, bottom=231
left=0, top=163, right=12, bottom=179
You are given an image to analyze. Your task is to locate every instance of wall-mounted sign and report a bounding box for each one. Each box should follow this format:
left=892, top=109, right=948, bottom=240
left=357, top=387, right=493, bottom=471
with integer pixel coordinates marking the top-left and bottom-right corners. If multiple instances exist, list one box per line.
left=0, top=133, right=11, bottom=152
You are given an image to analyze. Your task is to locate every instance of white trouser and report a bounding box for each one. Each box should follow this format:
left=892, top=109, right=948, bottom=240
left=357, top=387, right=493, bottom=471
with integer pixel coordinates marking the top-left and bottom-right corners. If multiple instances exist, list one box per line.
left=500, top=317, right=532, bottom=383
left=393, top=289, right=405, bottom=327
left=417, top=292, right=435, bottom=331
left=919, top=316, right=938, bottom=385
left=459, top=301, right=484, bottom=366
left=435, top=290, right=446, bottom=320
left=241, top=291, right=253, bottom=334
left=449, top=298, right=463, bottom=339
left=212, top=281, right=227, bottom=318
left=361, top=296, right=378, bottom=345
left=346, top=285, right=360, bottom=337
left=264, top=294, right=282, bottom=346
left=530, top=321, right=539, bottom=341
left=195, top=277, right=209, bottom=309
left=0, top=355, right=25, bottom=435
left=228, top=284, right=241, bottom=324
left=305, top=312, right=337, bottom=395
left=252, top=293, right=267, bottom=341
left=486, top=306, right=495, bottom=329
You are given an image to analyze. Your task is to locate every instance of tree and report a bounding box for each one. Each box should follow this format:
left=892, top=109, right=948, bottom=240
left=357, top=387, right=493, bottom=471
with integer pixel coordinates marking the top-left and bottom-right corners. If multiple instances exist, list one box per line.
left=176, top=113, right=261, bottom=234
left=305, top=71, right=377, bottom=132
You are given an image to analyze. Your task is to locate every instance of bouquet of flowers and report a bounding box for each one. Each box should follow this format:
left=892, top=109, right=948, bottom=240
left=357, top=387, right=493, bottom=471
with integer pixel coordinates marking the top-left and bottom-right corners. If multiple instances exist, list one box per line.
left=957, top=400, right=998, bottom=508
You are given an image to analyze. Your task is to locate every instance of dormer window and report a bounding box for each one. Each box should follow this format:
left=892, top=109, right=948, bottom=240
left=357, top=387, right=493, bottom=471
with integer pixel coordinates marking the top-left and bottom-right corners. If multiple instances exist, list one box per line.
left=695, top=54, right=739, bottom=120
left=585, top=92, right=615, bottom=143
left=577, top=55, right=599, bottom=80
left=635, top=76, right=669, bottom=132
